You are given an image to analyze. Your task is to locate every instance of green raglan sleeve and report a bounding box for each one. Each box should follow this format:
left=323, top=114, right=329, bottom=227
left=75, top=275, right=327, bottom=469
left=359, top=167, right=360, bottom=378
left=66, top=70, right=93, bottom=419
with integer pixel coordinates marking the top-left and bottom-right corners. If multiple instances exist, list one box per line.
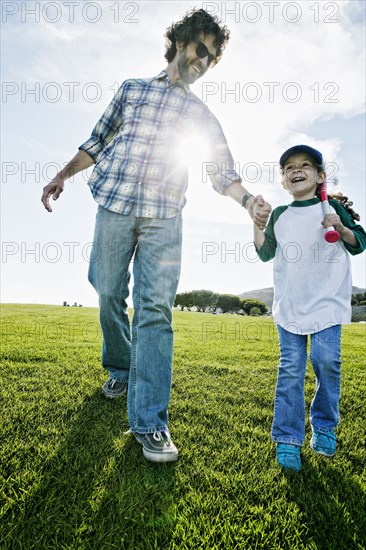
left=255, top=210, right=277, bottom=262
left=330, top=199, right=366, bottom=255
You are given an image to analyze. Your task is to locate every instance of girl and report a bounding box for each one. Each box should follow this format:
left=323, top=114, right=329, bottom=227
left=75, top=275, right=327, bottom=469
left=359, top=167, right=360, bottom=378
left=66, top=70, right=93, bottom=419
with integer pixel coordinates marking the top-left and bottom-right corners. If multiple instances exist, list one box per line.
left=254, top=145, right=366, bottom=472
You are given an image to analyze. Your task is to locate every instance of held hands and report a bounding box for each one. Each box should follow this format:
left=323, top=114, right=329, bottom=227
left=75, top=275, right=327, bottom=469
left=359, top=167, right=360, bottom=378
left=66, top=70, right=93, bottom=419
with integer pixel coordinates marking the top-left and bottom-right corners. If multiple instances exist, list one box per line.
left=41, top=175, right=65, bottom=212
left=248, top=195, right=272, bottom=230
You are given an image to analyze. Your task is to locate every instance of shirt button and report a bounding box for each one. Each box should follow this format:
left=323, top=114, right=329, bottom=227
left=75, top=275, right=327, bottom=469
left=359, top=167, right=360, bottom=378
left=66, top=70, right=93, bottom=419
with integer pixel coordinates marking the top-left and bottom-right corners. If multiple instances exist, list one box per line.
left=137, top=181, right=142, bottom=185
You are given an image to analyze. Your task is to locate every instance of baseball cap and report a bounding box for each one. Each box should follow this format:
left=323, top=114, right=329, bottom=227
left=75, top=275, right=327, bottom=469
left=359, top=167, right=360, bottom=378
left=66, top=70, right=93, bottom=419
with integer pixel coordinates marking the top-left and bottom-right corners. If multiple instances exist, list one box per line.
left=279, top=145, right=323, bottom=168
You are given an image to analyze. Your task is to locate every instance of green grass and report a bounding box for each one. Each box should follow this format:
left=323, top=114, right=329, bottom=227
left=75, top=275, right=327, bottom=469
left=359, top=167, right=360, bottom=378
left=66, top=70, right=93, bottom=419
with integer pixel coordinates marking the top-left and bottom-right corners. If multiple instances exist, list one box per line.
left=1, top=304, right=365, bottom=550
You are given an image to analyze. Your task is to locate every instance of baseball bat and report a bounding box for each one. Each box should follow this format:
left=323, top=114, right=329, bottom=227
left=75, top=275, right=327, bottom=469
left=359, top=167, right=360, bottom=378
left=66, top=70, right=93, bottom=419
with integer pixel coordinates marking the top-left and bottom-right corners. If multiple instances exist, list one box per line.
left=320, top=181, right=340, bottom=243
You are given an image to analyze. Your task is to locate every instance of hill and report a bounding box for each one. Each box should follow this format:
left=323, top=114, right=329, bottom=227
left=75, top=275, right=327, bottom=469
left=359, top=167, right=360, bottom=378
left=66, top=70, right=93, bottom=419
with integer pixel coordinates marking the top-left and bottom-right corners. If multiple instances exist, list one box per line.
left=238, top=287, right=274, bottom=308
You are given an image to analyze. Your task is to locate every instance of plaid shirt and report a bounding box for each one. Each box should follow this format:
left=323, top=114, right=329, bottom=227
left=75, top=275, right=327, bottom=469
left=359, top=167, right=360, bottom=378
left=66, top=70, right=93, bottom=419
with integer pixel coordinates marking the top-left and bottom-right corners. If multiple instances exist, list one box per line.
left=79, top=70, right=241, bottom=218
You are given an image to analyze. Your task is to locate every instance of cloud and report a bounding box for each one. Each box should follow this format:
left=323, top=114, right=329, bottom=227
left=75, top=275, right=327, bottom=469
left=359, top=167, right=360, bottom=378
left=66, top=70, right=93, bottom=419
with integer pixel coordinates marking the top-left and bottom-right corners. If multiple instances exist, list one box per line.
left=181, top=0, right=365, bottom=223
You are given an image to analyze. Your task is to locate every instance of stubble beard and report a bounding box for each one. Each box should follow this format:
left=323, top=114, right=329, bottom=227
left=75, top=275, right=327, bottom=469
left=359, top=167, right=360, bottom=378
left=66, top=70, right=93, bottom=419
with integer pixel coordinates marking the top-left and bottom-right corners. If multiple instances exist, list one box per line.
left=177, top=50, right=199, bottom=85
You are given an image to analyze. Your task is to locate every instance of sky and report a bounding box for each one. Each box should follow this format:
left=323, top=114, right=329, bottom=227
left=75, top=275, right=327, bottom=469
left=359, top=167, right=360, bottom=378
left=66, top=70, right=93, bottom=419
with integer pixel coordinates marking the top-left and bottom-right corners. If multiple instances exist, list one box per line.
left=1, top=0, right=365, bottom=307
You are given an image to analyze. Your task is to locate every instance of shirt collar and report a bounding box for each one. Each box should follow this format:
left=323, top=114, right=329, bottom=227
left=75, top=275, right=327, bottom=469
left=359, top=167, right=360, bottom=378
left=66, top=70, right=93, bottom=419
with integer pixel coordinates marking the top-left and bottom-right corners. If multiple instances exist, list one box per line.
left=149, top=70, right=190, bottom=94
left=290, top=197, right=321, bottom=207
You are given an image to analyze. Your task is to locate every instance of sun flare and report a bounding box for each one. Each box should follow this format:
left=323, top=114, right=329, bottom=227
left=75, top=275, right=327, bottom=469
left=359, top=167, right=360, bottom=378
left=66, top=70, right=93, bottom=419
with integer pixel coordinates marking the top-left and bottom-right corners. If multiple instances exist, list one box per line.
left=175, top=134, right=208, bottom=173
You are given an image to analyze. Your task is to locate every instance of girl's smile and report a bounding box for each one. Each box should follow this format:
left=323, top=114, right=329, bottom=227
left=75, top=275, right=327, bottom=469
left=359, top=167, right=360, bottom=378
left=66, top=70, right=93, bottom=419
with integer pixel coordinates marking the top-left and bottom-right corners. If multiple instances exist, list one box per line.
left=282, top=153, right=325, bottom=200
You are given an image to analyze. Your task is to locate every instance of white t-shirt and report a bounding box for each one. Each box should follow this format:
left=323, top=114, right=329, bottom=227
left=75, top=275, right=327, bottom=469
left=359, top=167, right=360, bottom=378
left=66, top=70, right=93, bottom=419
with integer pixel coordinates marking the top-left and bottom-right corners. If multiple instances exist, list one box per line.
left=256, top=198, right=366, bottom=334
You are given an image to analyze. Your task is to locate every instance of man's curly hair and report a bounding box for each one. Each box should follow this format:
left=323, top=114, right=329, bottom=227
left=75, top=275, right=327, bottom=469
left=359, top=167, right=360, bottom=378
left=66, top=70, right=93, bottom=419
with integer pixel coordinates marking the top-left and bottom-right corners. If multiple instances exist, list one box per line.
left=164, top=9, right=230, bottom=66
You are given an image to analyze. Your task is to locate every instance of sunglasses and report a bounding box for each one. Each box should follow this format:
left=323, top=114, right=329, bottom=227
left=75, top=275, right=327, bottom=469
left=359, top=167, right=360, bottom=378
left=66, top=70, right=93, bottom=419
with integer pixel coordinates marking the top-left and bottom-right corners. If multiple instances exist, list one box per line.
left=195, top=40, right=216, bottom=66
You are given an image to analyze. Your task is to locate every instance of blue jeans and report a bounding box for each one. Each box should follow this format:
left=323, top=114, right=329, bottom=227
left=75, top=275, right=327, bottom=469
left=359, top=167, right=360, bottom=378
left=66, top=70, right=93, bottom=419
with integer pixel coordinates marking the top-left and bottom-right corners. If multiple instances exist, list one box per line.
left=272, top=325, right=342, bottom=446
left=88, top=206, right=182, bottom=434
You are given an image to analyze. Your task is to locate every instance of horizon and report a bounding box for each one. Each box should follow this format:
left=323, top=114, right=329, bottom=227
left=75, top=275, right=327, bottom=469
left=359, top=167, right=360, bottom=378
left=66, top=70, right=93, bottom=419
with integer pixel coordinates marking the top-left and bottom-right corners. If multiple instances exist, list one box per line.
left=1, top=1, right=365, bottom=306
left=2, top=283, right=365, bottom=309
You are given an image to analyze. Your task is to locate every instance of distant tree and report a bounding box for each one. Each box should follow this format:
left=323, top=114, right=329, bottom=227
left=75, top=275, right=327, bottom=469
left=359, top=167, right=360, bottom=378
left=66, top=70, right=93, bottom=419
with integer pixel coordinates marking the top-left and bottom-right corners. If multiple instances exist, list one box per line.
left=174, top=293, right=183, bottom=310
left=249, top=306, right=262, bottom=316
left=241, top=299, right=268, bottom=316
left=175, top=291, right=270, bottom=315
left=241, top=299, right=250, bottom=310
left=192, top=289, right=218, bottom=311
left=353, top=292, right=366, bottom=305
left=175, top=290, right=221, bottom=312
left=190, top=290, right=201, bottom=311
left=174, top=292, right=194, bottom=311
left=190, top=289, right=218, bottom=312
left=217, top=294, right=242, bottom=313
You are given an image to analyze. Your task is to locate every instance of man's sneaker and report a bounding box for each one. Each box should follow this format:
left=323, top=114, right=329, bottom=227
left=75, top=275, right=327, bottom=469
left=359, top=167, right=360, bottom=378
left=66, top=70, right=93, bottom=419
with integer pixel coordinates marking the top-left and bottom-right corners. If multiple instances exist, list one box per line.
left=310, top=428, right=336, bottom=457
left=102, top=378, right=128, bottom=399
left=134, top=430, right=178, bottom=463
left=276, top=443, right=302, bottom=472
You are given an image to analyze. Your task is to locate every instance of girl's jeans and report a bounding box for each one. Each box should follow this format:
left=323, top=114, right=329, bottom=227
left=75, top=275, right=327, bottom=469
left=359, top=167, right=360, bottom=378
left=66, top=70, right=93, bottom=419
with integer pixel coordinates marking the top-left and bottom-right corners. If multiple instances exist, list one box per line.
left=88, top=206, right=182, bottom=434
left=272, top=324, right=342, bottom=446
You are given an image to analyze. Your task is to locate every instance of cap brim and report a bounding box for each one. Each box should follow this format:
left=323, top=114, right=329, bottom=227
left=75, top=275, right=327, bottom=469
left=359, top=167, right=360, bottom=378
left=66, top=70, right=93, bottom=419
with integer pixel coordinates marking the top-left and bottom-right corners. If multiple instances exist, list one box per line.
left=279, top=145, right=323, bottom=167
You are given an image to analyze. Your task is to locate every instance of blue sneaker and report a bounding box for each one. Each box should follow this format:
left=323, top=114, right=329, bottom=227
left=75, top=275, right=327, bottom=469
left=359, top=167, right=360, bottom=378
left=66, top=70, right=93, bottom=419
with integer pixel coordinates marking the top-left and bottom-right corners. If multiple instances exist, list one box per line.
left=310, top=428, right=336, bottom=457
left=276, top=443, right=301, bottom=472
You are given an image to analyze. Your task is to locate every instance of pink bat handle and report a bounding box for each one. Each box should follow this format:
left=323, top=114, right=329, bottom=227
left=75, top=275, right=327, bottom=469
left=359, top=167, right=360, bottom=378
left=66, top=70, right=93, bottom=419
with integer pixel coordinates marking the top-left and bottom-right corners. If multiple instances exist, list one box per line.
left=320, top=182, right=340, bottom=243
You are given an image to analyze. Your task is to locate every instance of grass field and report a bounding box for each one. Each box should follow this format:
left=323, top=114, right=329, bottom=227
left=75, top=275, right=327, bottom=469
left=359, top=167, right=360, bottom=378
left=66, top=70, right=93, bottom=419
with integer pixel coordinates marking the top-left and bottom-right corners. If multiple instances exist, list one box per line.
left=1, top=304, right=365, bottom=550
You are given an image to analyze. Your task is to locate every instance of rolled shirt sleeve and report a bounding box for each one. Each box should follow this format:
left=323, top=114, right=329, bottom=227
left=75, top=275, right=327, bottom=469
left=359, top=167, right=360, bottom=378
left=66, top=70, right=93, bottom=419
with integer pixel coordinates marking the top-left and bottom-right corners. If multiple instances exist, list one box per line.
left=78, top=82, right=125, bottom=162
left=330, top=200, right=366, bottom=255
left=255, top=210, right=278, bottom=262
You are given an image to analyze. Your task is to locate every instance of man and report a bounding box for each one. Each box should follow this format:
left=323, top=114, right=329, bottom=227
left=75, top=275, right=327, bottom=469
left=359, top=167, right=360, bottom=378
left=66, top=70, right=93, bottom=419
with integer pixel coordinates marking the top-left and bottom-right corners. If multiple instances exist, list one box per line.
left=41, top=9, right=271, bottom=463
